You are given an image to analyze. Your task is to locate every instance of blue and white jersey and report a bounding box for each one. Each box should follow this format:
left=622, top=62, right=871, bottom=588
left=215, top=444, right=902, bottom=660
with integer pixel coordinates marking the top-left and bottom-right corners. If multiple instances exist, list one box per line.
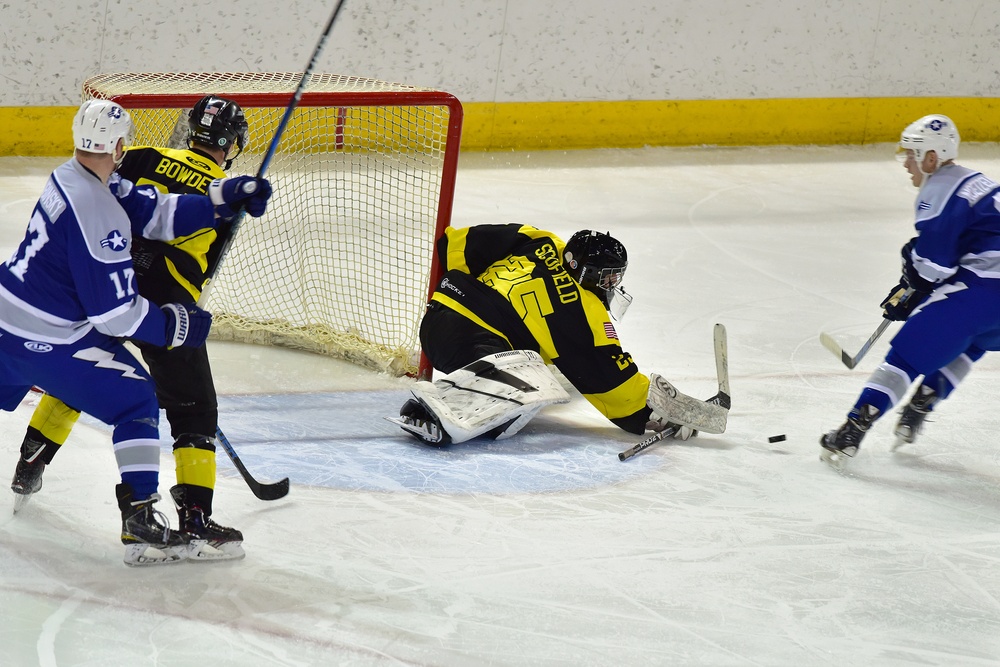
left=909, top=163, right=1000, bottom=284
left=0, top=158, right=216, bottom=346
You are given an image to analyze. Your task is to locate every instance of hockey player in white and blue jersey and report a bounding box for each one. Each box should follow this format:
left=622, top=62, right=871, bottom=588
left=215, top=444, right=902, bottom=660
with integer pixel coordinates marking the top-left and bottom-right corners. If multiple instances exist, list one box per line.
left=0, top=100, right=271, bottom=564
left=820, top=114, right=1000, bottom=467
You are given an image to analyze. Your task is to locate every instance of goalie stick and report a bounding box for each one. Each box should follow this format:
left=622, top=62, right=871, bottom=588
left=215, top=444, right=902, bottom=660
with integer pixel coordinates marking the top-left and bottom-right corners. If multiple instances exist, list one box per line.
left=216, top=427, right=290, bottom=501
left=619, top=323, right=731, bottom=461
left=198, top=0, right=347, bottom=306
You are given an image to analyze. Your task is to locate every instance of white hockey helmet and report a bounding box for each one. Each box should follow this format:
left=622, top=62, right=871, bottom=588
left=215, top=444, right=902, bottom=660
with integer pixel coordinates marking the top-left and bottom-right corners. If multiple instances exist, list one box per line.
left=897, top=114, right=959, bottom=163
left=72, top=100, right=134, bottom=155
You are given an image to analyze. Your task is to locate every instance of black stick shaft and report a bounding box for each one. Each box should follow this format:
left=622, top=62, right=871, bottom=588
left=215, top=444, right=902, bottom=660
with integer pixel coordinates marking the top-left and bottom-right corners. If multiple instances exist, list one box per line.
left=216, top=427, right=290, bottom=501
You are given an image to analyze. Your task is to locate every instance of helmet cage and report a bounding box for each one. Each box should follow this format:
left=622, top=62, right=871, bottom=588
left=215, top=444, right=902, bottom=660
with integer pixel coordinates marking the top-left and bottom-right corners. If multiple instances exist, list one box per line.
left=564, top=230, right=631, bottom=318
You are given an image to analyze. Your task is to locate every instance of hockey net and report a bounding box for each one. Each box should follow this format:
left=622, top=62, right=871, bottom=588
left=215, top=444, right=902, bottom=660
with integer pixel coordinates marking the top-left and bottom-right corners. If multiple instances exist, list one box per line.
left=82, top=72, right=463, bottom=378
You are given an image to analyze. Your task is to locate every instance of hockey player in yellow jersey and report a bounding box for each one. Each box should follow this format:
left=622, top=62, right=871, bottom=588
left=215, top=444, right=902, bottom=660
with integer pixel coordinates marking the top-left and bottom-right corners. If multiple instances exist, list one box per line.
left=11, top=96, right=252, bottom=561
left=388, top=224, right=728, bottom=444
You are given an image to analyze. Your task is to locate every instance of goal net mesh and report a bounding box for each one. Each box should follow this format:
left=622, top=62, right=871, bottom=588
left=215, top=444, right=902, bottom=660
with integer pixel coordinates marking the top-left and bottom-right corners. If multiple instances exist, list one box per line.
left=83, top=72, right=463, bottom=377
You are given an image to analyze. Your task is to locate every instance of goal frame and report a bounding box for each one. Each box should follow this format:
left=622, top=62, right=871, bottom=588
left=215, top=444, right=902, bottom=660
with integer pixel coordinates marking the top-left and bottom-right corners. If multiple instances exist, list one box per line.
left=84, top=75, right=464, bottom=380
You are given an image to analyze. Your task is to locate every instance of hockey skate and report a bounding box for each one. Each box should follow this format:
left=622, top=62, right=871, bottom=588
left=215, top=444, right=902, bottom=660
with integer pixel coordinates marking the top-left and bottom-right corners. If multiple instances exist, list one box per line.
left=386, top=398, right=448, bottom=445
left=11, top=437, right=46, bottom=514
left=170, top=485, right=245, bottom=561
left=892, top=386, right=937, bottom=449
left=117, top=484, right=187, bottom=566
left=820, top=405, right=880, bottom=470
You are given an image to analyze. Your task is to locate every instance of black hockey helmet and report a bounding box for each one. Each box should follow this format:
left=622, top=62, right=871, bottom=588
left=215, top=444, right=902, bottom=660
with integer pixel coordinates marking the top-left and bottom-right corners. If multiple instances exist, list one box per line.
left=188, top=95, right=249, bottom=169
left=563, top=230, right=628, bottom=307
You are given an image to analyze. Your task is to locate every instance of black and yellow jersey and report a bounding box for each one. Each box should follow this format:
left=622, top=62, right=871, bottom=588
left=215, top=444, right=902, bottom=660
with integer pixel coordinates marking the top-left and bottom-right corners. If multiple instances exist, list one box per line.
left=431, top=223, right=652, bottom=432
left=117, top=145, right=227, bottom=302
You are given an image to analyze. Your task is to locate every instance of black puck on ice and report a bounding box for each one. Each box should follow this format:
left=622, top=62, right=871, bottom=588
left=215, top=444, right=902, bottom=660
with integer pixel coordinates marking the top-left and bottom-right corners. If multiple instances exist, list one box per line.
left=768, top=434, right=787, bottom=443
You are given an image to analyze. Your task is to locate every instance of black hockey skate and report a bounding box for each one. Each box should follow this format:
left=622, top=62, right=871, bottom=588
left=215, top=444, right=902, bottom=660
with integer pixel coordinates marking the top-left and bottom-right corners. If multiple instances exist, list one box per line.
left=170, top=485, right=245, bottom=561
left=820, top=404, right=880, bottom=470
left=893, top=386, right=937, bottom=448
left=385, top=398, right=449, bottom=445
left=11, top=435, right=47, bottom=514
left=117, top=484, right=187, bottom=566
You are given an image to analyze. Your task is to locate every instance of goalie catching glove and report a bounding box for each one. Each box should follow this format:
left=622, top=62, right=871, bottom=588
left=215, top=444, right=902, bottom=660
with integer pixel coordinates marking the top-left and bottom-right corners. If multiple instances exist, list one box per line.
left=208, top=176, right=272, bottom=220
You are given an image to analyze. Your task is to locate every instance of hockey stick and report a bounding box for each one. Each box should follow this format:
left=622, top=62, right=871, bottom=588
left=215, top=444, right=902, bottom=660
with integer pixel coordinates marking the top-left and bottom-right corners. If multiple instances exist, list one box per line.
left=216, top=427, right=290, bottom=501
left=619, top=323, right=731, bottom=461
left=819, top=289, right=916, bottom=369
left=198, top=0, right=347, bottom=307
left=819, top=320, right=891, bottom=370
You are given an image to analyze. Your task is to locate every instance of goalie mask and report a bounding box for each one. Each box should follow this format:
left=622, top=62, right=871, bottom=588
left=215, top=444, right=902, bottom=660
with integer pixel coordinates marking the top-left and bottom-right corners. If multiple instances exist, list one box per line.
left=188, top=95, right=249, bottom=170
left=563, top=230, right=633, bottom=320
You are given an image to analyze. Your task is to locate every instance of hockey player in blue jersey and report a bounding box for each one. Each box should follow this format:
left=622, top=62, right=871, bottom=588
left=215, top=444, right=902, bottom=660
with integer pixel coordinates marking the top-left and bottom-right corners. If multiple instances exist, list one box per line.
left=820, top=114, right=1000, bottom=468
left=0, top=100, right=271, bottom=565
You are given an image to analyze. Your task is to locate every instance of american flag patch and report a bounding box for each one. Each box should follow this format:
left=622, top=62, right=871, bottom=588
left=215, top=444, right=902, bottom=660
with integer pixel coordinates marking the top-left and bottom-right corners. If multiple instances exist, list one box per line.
left=604, top=322, right=618, bottom=340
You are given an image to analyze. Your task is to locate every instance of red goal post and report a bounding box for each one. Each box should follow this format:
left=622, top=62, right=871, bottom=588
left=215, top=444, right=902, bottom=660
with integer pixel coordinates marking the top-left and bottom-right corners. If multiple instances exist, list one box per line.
left=83, top=72, right=463, bottom=379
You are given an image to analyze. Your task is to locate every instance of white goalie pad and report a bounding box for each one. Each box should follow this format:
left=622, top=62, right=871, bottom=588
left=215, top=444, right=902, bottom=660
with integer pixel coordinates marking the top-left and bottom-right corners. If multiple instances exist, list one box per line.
left=646, top=373, right=728, bottom=434
left=411, top=350, right=570, bottom=444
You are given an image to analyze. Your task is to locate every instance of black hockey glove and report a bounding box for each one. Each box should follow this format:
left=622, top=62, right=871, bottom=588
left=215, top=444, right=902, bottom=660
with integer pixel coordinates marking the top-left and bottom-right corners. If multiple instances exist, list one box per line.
left=162, top=303, right=212, bottom=348
left=209, top=176, right=273, bottom=220
left=880, top=280, right=928, bottom=321
left=900, top=237, right=936, bottom=293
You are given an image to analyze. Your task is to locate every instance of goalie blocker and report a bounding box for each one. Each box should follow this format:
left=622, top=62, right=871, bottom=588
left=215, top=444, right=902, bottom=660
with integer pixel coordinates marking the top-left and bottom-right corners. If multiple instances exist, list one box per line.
left=646, top=373, right=728, bottom=434
left=387, top=348, right=728, bottom=445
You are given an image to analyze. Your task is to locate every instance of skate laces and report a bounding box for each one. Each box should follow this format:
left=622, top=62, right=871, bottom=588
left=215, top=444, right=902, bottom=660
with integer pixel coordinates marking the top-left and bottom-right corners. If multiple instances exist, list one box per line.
left=131, top=493, right=173, bottom=543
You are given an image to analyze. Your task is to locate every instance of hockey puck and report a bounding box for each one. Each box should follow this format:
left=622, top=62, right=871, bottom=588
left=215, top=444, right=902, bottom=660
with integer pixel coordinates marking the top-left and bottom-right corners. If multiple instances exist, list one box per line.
left=768, top=434, right=787, bottom=443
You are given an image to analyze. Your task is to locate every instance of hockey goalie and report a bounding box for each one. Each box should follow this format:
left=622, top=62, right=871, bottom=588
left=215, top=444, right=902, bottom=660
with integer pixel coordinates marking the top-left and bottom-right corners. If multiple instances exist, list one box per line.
left=387, top=224, right=729, bottom=445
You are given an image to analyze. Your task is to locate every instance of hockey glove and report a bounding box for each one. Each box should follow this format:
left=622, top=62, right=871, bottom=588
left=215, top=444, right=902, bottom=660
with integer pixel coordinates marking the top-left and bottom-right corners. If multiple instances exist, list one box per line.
left=208, top=176, right=273, bottom=220
left=162, top=303, right=212, bottom=348
left=880, top=280, right=927, bottom=321
left=900, top=237, right=936, bottom=293
left=645, top=416, right=697, bottom=441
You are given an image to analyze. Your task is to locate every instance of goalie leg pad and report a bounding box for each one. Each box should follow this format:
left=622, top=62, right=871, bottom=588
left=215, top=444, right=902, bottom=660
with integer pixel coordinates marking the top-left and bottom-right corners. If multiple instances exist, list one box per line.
left=647, top=373, right=728, bottom=434
left=410, top=350, right=570, bottom=444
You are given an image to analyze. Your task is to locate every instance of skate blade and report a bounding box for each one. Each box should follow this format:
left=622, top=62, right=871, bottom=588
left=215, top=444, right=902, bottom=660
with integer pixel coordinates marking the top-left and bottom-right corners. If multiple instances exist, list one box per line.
left=123, top=543, right=188, bottom=567
left=186, top=539, right=246, bottom=562
left=12, top=492, right=33, bottom=515
left=819, top=448, right=850, bottom=471
left=891, top=428, right=915, bottom=451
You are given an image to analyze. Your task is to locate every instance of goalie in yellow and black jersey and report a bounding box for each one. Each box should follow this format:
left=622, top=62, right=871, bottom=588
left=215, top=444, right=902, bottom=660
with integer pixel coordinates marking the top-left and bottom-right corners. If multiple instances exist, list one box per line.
left=388, top=224, right=728, bottom=445
left=10, top=96, right=252, bottom=560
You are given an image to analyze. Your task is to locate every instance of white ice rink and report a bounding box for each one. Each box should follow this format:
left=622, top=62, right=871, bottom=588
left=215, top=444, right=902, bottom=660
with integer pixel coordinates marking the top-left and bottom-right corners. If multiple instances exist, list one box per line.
left=2, top=144, right=1000, bottom=666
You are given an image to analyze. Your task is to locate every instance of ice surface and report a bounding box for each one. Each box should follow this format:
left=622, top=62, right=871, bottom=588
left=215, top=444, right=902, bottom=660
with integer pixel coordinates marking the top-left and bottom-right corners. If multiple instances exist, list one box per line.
left=2, top=146, right=1000, bottom=666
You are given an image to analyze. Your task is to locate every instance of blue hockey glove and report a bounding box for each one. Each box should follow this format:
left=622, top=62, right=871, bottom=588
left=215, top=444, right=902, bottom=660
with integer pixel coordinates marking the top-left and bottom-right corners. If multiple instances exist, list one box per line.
left=208, top=176, right=272, bottom=219
left=162, top=303, right=212, bottom=348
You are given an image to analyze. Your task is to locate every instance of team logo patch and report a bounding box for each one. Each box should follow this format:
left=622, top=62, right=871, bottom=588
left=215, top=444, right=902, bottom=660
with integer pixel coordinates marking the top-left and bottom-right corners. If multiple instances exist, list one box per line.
left=604, top=322, right=619, bottom=340
left=927, top=119, right=944, bottom=131
left=24, top=341, right=53, bottom=353
left=100, top=230, right=128, bottom=251
left=108, top=106, right=123, bottom=119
